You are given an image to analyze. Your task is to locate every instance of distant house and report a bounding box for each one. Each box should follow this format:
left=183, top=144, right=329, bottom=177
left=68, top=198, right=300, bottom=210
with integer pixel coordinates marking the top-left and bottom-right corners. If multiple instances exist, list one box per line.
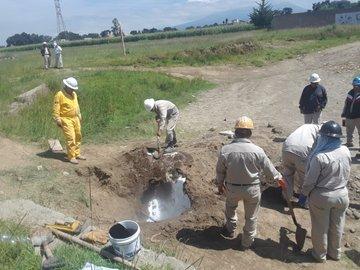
left=272, top=6, right=360, bottom=29
left=231, top=19, right=248, bottom=24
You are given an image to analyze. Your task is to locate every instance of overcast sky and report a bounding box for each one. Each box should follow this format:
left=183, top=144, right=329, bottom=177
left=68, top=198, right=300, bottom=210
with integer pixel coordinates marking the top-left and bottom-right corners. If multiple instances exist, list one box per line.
left=0, top=0, right=316, bottom=46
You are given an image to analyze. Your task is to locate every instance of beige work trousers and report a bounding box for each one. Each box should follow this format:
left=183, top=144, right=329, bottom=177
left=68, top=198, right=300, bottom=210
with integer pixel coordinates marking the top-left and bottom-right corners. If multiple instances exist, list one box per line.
left=282, top=151, right=306, bottom=199
left=346, top=118, right=360, bottom=145
left=54, top=54, right=63, bottom=68
left=165, top=112, right=179, bottom=146
left=309, top=189, right=349, bottom=261
left=43, top=55, right=50, bottom=69
left=304, top=112, right=321, bottom=124
left=225, top=184, right=261, bottom=247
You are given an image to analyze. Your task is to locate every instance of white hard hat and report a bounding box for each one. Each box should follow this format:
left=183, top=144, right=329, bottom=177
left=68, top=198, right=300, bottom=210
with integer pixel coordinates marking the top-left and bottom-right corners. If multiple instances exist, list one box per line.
left=63, top=77, right=78, bottom=90
left=144, top=98, right=155, bottom=112
left=53, top=42, right=57, bottom=46
left=309, top=73, right=321, bottom=83
left=43, top=42, right=47, bottom=45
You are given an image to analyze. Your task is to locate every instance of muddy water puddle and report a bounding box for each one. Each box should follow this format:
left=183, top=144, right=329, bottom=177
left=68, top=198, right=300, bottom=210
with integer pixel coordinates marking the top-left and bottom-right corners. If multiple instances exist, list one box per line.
left=141, top=177, right=191, bottom=222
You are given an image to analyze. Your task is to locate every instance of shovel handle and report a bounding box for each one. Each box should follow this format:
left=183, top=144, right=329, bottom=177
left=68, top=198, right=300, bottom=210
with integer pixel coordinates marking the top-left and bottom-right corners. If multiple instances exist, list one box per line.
left=286, top=198, right=299, bottom=227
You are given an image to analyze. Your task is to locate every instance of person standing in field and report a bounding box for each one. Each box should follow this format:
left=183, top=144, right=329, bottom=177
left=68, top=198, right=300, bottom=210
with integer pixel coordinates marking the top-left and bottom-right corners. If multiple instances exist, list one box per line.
left=341, top=77, right=360, bottom=155
left=144, top=98, right=179, bottom=153
left=216, top=116, right=282, bottom=249
left=281, top=124, right=321, bottom=208
left=40, top=42, right=51, bottom=69
left=302, top=121, right=350, bottom=263
left=53, top=42, right=63, bottom=68
left=299, top=73, right=327, bottom=124
left=53, top=77, right=85, bottom=164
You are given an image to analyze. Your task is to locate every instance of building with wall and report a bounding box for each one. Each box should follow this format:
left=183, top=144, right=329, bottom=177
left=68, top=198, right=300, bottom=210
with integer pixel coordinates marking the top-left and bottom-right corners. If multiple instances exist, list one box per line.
left=272, top=7, right=360, bottom=29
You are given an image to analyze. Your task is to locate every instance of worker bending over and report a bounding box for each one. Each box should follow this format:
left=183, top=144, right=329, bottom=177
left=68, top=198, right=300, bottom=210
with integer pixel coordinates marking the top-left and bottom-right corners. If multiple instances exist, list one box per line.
left=299, top=73, right=327, bottom=124
left=144, top=98, right=179, bottom=153
left=53, top=77, right=85, bottom=164
left=302, top=121, right=350, bottom=263
left=216, top=116, right=282, bottom=249
left=282, top=124, right=321, bottom=208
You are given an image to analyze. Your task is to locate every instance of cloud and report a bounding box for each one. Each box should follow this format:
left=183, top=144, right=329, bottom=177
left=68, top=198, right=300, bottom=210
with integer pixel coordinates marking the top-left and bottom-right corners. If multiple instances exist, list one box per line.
left=187, top=0, right=220, bottom=2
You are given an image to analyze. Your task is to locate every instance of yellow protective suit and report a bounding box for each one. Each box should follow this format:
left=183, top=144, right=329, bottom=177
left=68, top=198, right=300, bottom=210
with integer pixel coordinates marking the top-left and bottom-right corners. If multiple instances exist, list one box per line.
left=53, top=90, right=82, bottom=160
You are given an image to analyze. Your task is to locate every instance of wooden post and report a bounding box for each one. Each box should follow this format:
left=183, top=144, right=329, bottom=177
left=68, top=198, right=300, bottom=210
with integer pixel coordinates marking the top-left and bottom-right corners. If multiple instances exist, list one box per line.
left=120, top=23, right=126, bottom=56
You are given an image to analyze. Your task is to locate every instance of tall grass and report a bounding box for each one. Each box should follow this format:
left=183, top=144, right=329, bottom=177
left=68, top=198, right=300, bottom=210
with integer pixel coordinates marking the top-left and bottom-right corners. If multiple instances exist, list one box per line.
left=0, top=71, right=213, bottom=143
left=0, top=24, right=256, bottom=52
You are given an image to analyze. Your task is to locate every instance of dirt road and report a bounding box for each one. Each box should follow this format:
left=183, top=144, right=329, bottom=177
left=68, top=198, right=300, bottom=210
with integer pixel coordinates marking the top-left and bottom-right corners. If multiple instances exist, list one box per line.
left=0, top=42, right=359, bottom=269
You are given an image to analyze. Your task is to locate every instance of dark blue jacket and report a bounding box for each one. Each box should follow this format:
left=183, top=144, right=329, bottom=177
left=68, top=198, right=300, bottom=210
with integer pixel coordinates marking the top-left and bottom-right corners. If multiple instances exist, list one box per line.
left=341, top=89, right=360, bottom=119
left=299, top=84, right=327, bottom=114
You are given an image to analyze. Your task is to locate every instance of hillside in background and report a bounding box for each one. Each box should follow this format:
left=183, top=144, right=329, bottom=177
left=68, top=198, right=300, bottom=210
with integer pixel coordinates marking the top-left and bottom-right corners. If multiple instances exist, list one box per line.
left=176, top=2, right=306, bottom=29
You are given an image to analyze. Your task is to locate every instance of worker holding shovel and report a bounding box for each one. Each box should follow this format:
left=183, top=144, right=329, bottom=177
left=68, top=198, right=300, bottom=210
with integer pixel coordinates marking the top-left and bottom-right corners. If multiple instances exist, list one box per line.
left=216, top=116, right=282, bottom=249
left=53, top=77, right=85, bottom=164
left=302, top=121, right=351, bottom=263
left=144, top=98, right=179, bottom=153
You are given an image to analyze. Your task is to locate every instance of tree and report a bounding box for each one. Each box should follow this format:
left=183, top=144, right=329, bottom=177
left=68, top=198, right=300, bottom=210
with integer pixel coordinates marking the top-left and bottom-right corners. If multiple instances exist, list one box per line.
left=100, top=30, right=111, bottom=38
left=312, top=0, right=352, bottom=11
left=130, top=30, right=139, bottom=35
left=163, top=27, right=177, bottom=32
left=111, top=18, right=121, bottom=37
left=282, top=7, right=293, bottom=14
left=249, top=0, right=274, bottom=28
left=186, top=26, right=195, bottom=30
left=57, top=31, right=82, bottom=41
left=6, top=32, right=51, bottom=47
left=82, top=33, right=100, bottom=39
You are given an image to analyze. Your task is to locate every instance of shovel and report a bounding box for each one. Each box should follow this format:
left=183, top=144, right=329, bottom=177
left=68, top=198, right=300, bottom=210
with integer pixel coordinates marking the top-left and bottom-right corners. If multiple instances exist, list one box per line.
left=152, top=136, right=161, bottom=159
left=286, top=197, right=307, bottom=250
left=279, top=179, right=307, bottom=250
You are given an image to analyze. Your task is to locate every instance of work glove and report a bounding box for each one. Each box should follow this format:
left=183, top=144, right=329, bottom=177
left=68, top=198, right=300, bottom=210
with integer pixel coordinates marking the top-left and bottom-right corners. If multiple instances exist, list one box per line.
left=217, top=183, right=226, bottom=195
left=298, top=194, right=308, bottom=209
left=56, top=118, right=62, bottom=128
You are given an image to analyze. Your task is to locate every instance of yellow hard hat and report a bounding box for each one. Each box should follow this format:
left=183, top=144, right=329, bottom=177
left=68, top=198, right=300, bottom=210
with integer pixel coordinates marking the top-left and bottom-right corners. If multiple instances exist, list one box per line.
left=234, top=116, right=254, bottom=129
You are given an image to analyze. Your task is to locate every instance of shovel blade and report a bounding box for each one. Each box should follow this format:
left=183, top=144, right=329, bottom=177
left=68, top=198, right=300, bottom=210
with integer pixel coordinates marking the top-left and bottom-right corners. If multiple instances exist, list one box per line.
left=295, top=225, right=307, bottom=250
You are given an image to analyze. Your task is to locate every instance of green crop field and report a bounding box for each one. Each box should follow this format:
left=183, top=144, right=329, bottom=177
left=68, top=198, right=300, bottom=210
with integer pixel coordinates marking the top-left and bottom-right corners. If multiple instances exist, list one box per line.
left=1, top=25, right=360, bottom=143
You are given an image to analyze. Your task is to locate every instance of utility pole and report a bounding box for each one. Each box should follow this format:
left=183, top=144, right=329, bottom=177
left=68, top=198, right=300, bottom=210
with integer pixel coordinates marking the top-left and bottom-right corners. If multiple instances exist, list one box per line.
left=112, top=18, right=126, bottom=56
left=54, top=0, right=67, bottom=35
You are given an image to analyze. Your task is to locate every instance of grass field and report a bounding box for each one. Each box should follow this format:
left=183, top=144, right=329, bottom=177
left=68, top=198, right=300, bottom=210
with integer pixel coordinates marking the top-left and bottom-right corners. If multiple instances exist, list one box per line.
left=1, top=25, right=360, bottom=143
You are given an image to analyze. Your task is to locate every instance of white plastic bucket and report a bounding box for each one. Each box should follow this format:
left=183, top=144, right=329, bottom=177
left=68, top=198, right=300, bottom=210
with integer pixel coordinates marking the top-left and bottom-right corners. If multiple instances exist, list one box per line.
left=108, top=220, right=141, bottom=260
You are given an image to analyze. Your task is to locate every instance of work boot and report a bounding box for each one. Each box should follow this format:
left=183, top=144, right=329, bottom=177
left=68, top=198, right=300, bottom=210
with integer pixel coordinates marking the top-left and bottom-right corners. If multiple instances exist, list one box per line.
left=76, top=155, right=86, bottom=160
left=345, top=142, right=354, bottom=147
left=69, top=158, right=79, bottom=164
left=220, top=226, right=234, bottom=238
left=164, top=146, right=175, bottom=154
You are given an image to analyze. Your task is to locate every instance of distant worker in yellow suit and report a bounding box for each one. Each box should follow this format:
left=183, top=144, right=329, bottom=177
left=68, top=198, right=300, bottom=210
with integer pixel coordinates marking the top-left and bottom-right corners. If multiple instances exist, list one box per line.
left=53, top=77, right=85, bottom=164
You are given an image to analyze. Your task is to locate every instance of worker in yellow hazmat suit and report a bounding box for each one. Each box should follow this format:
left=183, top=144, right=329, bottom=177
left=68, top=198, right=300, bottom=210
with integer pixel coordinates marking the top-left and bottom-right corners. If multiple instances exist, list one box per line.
left=53, top=77, right=85, bottom=164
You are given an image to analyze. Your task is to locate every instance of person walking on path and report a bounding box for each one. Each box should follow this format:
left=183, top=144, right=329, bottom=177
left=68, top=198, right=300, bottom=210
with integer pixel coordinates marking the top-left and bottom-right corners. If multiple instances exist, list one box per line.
left=302, top=121, right=350, bottom=263
left=341, top=77, right=360, bottom=154
left=299, top=73, right=327, bottom=124
left=53, top=77, right=85, bottom=164
left=282, top=124, right=321, bottom=208
left=40, top=42, right=51, bottom=69
left=144, top=98, right=179, bottom=153
left=216, top=116, right=282, bottom=249
left=53, top=42, right=63, bottom=68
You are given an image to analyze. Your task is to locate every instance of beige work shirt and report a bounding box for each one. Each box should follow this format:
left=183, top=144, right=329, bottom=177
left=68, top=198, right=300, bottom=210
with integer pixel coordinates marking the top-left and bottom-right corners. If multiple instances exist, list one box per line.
left=154, top=100, right=179, bottom=131
left=216, top=138, right=281, bottom=186
left=302, top=146, right=351, bottom=196
left=283, top=124, right=321, bottom=158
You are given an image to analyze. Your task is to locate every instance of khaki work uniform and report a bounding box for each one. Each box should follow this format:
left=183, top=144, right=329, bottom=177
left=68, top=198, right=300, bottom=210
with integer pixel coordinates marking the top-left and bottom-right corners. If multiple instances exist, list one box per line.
left=282, top=124, right=321, bottom=199
left=216, top=138, right=281, bottom=247
left=304, top=112, right=321, bottom=124
left=53, top=90, right=82, bottom=160
left=42, top=47, right=51, bottom=69
left=346, top=118, right=360, bottom=145
left=154, top=100, right=179, bottom=147
left=302, top=146, right=351, bottom=262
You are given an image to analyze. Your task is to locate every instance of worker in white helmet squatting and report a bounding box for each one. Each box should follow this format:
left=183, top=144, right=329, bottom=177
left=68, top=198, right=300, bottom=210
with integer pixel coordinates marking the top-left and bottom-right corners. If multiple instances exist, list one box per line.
left=216, top=116, right=282, bottom=249
left=144, top=98, right=180, bottom=153
left=53, top=77, right=85, bottom=164
left=302, top=121, right=351, bottom=263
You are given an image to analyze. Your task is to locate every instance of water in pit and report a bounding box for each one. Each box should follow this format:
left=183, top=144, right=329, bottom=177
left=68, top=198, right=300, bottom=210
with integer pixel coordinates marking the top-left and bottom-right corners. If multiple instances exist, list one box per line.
left=141, top=177, right=191, bottom=222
